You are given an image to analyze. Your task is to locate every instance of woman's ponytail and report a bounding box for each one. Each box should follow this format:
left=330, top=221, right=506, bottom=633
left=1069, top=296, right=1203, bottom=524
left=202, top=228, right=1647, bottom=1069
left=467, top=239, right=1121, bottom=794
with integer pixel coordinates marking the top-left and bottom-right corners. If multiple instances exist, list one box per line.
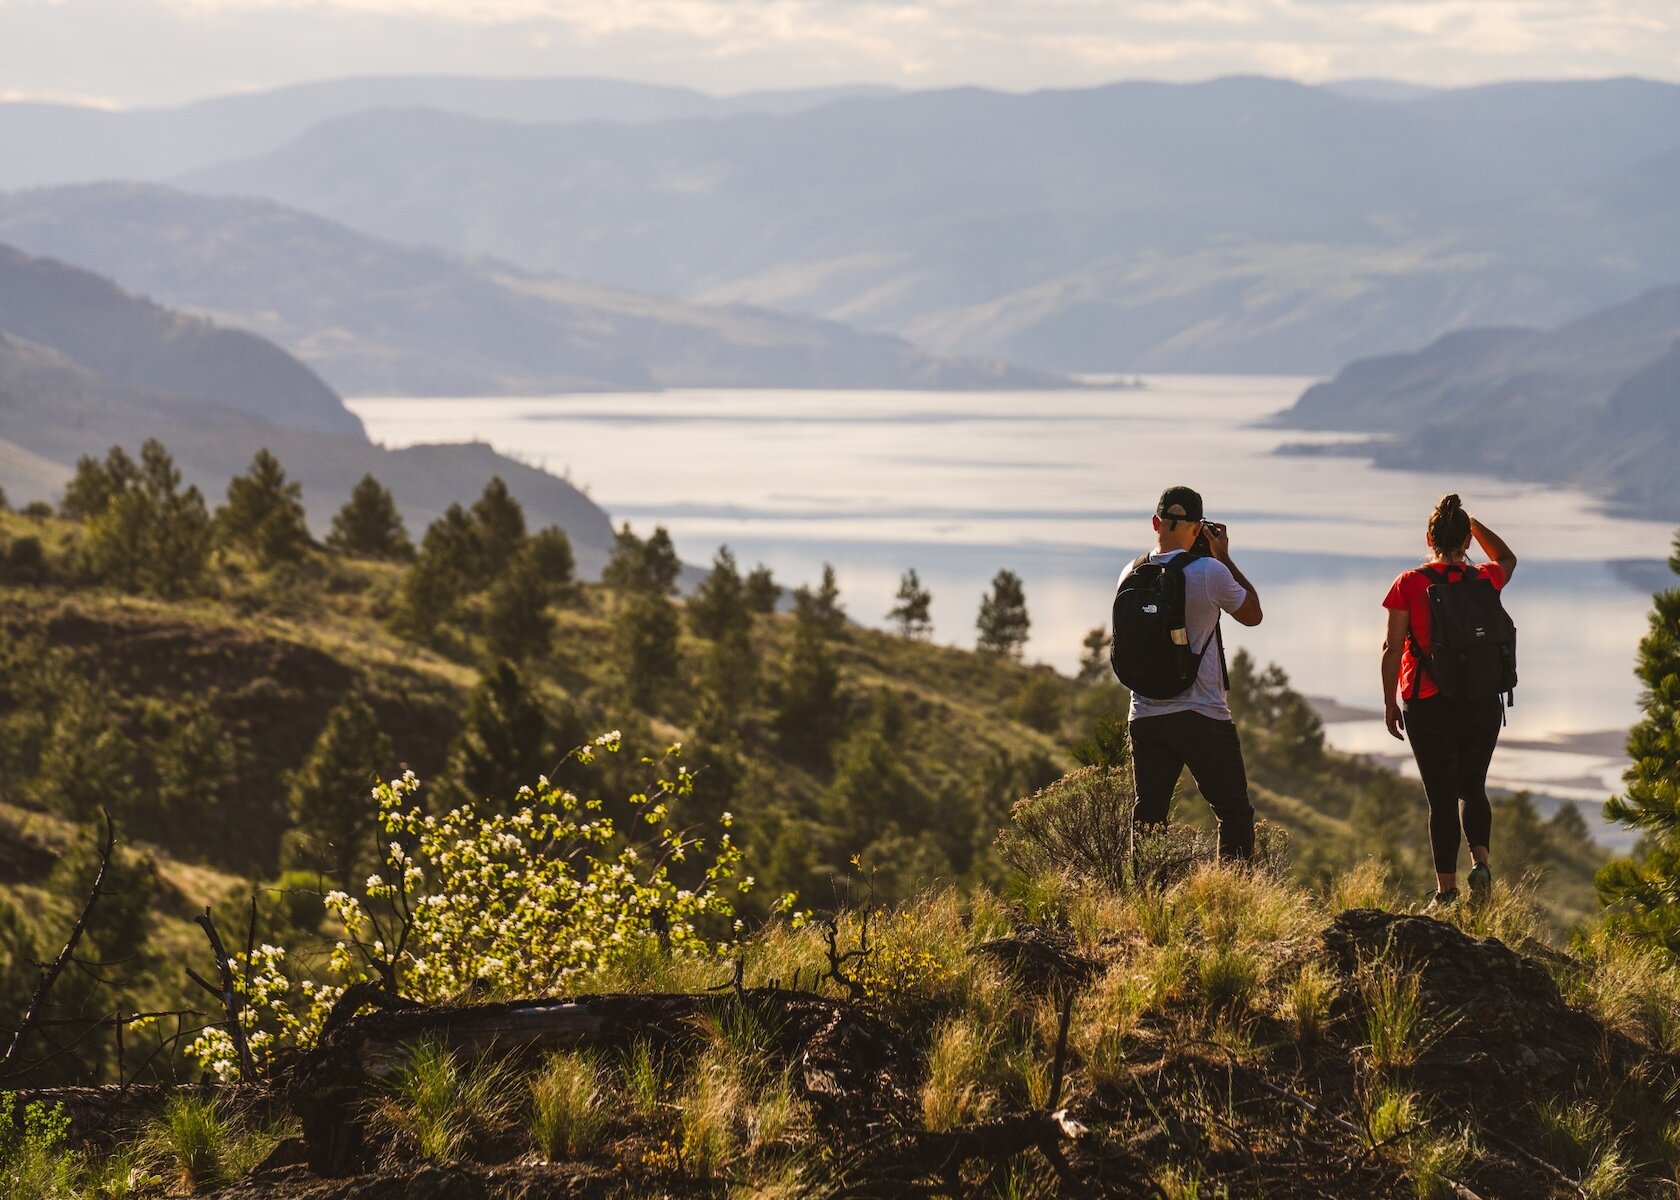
left=1427, top=493, right=1471, bottom=552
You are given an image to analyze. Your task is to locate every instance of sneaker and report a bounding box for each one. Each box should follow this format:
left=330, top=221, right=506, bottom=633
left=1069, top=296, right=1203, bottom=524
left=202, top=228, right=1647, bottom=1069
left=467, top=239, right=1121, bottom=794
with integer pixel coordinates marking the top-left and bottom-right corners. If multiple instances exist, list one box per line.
left=1468, top=863, right=1493, bottom=907
left=1425, top=888, right=1459, bottom=913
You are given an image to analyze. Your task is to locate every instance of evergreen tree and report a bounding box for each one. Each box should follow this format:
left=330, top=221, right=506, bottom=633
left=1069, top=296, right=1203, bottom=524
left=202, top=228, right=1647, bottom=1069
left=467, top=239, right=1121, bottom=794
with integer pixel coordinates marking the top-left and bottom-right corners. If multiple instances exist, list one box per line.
left=700, top=626, right=759, bottom=714
left=471, top=476, right=527, bottom=572
left=139, top=694, right=242, bottom=860
left=60, top=446, right=138, bottom=520
left=887, top=568, right=933, bottom=639
left=84, top=440, right=211, bottom=597
left=523, top=527, right=576, bottom=598
left=615, top=590, right=681, bottom=706
left=327, top=474, right=412, bottom=561
left=603, top=522, right=680, bottom=597
left=688, top=546, right=750, bottom=641
left=484, top=556, right=555, bottom=662
left=283, top=692, right=394, bottom=889
left=975, top=569, right=1030, bottom=659
left=435, top=660, right=555, bottom=808
left=602, top=523, right=647, bottom=594
left=36, top=676, right=137, bottom=822
left=776, top=598, right=841, bottom=763
left=219, top=448, right=312, bottom=567
left=1598, top=529, right=1680, bottom=954
left=391, top=503, right=477, bottom=639
left=744, top=564, right=781, bottom=614
left=1078, top=626, right=1113, bottom=683
left=810, top=563, right=846, bottom=636
left=825, top=694, right=921, bottom=848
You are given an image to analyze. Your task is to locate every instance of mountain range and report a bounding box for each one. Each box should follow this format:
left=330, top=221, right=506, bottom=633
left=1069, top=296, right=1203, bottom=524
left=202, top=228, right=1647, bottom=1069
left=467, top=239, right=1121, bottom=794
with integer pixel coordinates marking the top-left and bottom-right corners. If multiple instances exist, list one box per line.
left=0, top=243, right=616, bottom=564
left=0, top=184, right=1049, bottom=396
left=1280, top=285, right=1680, bottom=520
left=145, top=75, right=1680, bottom=375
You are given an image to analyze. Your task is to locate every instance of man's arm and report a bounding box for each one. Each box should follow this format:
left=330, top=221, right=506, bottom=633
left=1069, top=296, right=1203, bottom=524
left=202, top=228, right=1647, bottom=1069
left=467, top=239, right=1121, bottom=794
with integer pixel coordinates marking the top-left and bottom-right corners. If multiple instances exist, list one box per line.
left=1204, top=524, right=1262, bottom=626
left=1382, top=607, right=1409, bottom=740
left=1470, top=516, right=1517, bottom=581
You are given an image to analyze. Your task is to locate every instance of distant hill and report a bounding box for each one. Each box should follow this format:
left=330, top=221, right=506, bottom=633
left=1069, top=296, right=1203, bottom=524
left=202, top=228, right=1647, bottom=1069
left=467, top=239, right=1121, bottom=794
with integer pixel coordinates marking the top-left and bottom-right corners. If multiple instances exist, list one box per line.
left=172, top=76, right=1680, bottom=374
left=1280, top=286, right=1680, bottom=520
left=0, top=184, right=1056, bottom=394
left=0, top=76, right=897, bottom=189
left=0, top=243, right=616, bottom=563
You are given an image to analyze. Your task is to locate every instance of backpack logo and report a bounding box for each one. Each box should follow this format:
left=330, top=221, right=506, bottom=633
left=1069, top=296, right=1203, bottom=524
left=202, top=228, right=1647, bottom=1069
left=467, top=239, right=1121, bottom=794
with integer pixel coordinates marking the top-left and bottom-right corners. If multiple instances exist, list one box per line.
left=1142, top=604, right=1158, bottom=614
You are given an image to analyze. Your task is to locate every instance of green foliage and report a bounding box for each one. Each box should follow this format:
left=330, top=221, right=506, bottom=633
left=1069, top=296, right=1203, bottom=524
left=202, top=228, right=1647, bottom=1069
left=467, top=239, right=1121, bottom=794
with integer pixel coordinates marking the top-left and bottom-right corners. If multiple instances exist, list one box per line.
left=139, top=1095, right=273, bottom=1192
left=82, top=440, right=212, bottom=598
left=327, top=473, right=413, bottom=561
left=34, top=674, right=136, bottom=822
left=0, top=898, right=42, bottom=1056
left=377, top=1038, right=515, bottom=1162
left=1360, top=959, right=1436, bottom=1071
left=888, top=568, right=933, bottom=639
left=689, top=546, right=750, bottom=642
left=825, top=694, right=924, bottom=850
left=218, top=448, right=312, bottom=567
left=976, top=569, right=1030, bottom=659
left=774, top=594, right=840, bottom=764
left=603, top=522, right=680, bottom=597
left=0, top=1095, right=75, bottom=1200
left=283, top=690, right=394, bottom=888
left=1078, top=626, right=1112, bottom=683
left=522, top=526, right=576, bottom=596
left=470, top=476, right=527, bottom=570
left=136, top=692, right=242, bottom=859
left=434, top=659, right=558, bottom=808
left=1598, top=529, right=1680, bottom=955
left=802, top=564, right=846, bottom=636
left=484, top=556, right=555, bottom=663
left=615, top=590, right=681, bottom=707
left=529, top=1051, right=608, bottom=1160
left=997, top=765, right=1134, bottom=890
left=1008, top=670, right=1065, bottom=733
left=59, top=445, right=137, bottom=521
left=743, top=563, right=781, bottom=614
left=1227, top=650, right=1325, bottom=765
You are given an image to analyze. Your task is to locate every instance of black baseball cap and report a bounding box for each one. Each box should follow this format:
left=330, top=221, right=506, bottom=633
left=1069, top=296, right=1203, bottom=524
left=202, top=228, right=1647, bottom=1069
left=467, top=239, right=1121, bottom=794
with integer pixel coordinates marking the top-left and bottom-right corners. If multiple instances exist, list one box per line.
left=1155, top=485, right=1204, bottom=523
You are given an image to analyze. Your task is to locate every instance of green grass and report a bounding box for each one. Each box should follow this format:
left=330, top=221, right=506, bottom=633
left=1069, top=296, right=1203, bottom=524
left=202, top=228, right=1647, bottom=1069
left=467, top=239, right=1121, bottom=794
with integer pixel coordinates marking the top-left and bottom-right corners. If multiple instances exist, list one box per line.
left=529, top=1050, right=608, bottom=1161
left=376, top=1038, right=515, bottom=1162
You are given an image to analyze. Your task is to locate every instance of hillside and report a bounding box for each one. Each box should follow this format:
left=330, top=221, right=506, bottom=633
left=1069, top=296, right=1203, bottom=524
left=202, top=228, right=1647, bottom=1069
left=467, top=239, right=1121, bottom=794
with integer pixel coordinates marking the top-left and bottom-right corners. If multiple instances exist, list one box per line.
left=170, top=76, right=1680, bottom=374
left=1279, top=285, right=1680, bottom=520
left=0, top=77, right=896, bottom=189
left=0, top=184, right=1060, bottom=395
left=0, top=241, right=617, bottom=563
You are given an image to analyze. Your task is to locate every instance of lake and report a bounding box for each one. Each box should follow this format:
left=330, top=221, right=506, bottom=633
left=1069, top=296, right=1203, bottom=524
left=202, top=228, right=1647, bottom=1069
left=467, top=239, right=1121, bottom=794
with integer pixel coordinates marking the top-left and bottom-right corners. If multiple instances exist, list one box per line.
left=349, top=377, right=1675, bottom=830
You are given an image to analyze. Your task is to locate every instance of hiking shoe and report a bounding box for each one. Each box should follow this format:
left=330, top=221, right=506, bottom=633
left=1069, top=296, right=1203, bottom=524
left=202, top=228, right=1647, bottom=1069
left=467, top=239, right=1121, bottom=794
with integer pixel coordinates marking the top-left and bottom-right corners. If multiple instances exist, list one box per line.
left=1468, top=863, right=1493, bottom=907
left=1425, top=888, right=1459, bottom=914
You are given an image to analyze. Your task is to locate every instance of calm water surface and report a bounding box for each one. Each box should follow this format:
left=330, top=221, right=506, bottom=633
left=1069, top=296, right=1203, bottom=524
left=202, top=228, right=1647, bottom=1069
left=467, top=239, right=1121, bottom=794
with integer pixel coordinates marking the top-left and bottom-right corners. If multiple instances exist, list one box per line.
left=350, top=377, right=1674, bottom=813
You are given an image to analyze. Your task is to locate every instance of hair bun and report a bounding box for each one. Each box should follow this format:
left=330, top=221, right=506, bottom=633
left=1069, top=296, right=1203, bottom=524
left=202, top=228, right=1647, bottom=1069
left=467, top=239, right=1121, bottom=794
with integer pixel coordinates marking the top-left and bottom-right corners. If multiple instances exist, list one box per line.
left=1440, top=493, right=1462, bottom=512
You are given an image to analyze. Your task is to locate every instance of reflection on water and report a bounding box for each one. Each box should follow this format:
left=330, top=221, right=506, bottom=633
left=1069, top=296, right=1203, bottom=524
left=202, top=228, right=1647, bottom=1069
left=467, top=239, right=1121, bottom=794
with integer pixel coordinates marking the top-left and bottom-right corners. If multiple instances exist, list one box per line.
left=350, top=377, right=1672, bottom=804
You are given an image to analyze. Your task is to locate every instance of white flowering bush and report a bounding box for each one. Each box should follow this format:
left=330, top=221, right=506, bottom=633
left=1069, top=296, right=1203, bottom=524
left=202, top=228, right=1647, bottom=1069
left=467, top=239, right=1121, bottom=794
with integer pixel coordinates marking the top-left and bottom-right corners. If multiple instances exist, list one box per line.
left=191, top=734, right=790, bottom=1081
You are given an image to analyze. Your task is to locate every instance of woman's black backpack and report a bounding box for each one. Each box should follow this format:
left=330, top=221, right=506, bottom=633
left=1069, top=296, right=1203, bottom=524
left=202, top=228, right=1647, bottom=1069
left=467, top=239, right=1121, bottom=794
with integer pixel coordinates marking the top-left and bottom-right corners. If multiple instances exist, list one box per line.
left=1411, top=564, right=1518, bottom=703
left=1110, top=552, right=1221, bottom=700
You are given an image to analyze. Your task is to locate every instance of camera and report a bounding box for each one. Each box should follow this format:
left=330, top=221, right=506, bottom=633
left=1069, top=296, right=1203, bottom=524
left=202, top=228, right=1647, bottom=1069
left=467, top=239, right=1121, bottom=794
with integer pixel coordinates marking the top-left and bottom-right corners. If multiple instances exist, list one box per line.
left=1193, top=521, right=1224, bottom=555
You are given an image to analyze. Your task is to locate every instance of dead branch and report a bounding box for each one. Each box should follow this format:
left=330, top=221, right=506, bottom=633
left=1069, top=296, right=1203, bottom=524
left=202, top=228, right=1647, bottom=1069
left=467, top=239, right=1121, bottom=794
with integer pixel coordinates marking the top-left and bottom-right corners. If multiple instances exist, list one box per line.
left=0, top=809, right=116, bottom=1078
left=194, top=906, right=256, bottom=1079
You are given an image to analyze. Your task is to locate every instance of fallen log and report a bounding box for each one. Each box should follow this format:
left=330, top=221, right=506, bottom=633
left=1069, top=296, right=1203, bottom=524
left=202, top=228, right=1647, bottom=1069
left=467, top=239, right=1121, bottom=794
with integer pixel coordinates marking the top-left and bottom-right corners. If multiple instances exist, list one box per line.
left=286, top=987, right=913, bottom=1176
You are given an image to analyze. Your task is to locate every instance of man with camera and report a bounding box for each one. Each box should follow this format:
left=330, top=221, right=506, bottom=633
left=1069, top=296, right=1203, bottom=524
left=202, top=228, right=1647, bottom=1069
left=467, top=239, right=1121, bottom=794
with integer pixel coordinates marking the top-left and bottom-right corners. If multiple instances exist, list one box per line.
left=1115, top=485, right=1264, bottom=859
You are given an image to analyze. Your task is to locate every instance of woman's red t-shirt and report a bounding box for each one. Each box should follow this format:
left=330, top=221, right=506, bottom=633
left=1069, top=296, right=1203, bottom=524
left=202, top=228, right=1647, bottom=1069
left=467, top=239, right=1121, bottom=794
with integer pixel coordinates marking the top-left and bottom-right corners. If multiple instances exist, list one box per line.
left=1383, top=561, right=1507, bottom=702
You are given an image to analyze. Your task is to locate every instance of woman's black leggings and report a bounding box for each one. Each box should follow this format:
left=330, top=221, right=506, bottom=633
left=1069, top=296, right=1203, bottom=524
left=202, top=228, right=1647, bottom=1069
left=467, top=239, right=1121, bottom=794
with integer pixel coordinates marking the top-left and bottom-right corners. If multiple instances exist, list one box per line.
left=1404, top=694, right=1503, bottom=874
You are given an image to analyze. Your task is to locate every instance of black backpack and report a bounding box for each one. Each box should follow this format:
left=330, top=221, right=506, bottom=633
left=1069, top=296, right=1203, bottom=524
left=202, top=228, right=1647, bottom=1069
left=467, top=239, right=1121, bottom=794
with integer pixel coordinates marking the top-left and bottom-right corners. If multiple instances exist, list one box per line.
left=1410, top=564, right=1518, bottom=703
left=1110, top=551, right=1223, bottom=700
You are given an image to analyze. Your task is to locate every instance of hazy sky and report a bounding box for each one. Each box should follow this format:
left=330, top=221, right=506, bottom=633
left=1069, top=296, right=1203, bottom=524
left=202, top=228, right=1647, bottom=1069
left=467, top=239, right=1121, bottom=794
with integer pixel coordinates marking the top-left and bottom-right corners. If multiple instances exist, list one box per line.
left=3, top=0, right=1678, bottom=108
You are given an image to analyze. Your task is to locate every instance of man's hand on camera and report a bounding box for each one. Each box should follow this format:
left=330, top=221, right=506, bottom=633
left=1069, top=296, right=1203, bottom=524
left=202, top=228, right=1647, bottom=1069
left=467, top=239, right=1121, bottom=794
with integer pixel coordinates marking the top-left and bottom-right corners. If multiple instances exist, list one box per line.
left=1203, top=522, right=1231, bottom=562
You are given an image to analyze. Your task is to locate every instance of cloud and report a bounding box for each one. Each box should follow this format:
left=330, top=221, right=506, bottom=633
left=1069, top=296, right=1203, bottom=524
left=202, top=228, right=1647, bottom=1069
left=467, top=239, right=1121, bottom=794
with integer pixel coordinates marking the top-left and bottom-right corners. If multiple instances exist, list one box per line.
left=2, top=0, right=1677, bottom=107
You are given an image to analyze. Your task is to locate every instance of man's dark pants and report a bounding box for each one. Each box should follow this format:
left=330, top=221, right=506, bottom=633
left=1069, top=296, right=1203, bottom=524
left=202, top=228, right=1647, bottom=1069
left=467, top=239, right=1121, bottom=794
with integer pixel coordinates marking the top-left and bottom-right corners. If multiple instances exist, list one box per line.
left=1128, top=710, right=1255, bottom=859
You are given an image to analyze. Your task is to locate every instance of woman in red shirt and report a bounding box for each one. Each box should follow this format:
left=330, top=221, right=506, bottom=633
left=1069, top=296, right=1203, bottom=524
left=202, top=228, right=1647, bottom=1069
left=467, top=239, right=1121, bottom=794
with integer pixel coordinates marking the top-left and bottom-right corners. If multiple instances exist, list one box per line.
left=1381, top=494, right=1518, bottom=910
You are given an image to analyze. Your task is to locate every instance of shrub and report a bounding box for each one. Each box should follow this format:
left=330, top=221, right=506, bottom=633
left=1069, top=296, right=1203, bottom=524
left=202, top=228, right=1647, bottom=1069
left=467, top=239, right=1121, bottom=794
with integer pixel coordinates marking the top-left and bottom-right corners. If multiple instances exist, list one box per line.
left=529, top=1051, right=608, bottom=1160
left=0, top=1095, right=77, bottom=1200
left=1360, top=960, right=1436, bottom=1071
left=376, top=1038, right=514, bottom=1162
left=1278, top=959, right=1341, bottom=1043
left=997, top=766, right=1133, bottom=890
left=142, top=1096, right=247, bottom=1192
left=1008, top=671, right=1064, bottom=733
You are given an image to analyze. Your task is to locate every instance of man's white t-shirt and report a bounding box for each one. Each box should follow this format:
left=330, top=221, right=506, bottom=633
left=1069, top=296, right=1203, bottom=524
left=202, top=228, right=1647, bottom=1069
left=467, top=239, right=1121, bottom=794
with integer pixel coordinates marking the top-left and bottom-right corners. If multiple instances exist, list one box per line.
left=1117, top=550, right=1249, bottom=722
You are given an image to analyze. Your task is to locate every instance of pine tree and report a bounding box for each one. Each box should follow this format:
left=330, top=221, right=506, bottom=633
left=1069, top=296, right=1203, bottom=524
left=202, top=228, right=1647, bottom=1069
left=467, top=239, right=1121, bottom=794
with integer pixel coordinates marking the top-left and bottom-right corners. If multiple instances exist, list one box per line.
left=1078, top=626, right=1112, bottom=683
left=523, top=527, right=576, bottom=598
left=84, top=440, right=211, bottom=598
left=391, top=503, right=477, bottom=640
left=824, top=694, right=920, bottom=847
left=1597, top=529, right=1680, bottom=954
left=484, top=556, right=555, bottom=663
left=283, top=692, right=394, bottom=890
left=975, top=569, right=1030, bottom=659
left=327, top=473, right=412, bottom=561
left=615, top=590, right=681, bottom=707
left=810, top=564, right=846, bottom=636
left=60, top=445, right=138, bottom=520
left=776, top=597, right=841, bottom=763
left=643, top=527, right=681, bottom=595
left=219, top=448, right=312, bottom=567
left=887, top=569, right=933, bottom=639
left=744, top=564, right=781, bottom=614
left=602, top=523, right=647, bottom=595
left=435, top=660, right=555, bottom=809
left=688, top=546, right=750, bottom=641
left=471, top=476, right=527, bottom=573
